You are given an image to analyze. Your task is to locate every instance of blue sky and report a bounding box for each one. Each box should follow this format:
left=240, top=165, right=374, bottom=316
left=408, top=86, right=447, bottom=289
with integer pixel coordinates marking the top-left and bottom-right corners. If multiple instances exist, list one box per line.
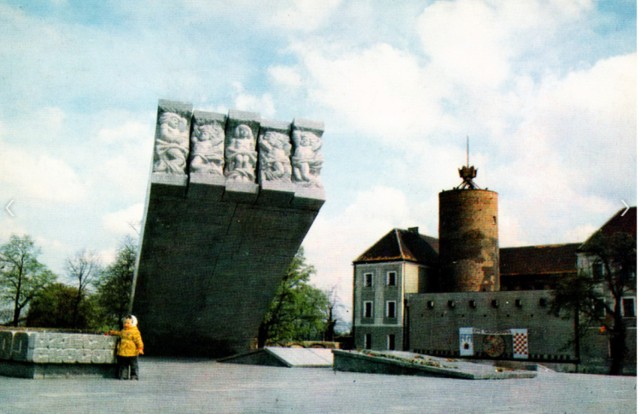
left=0, top=0, right=636, bottom=318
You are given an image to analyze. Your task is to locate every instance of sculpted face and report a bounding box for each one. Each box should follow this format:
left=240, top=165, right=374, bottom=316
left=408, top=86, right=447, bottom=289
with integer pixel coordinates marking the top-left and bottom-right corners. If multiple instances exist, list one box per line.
left=197, top=124, right=223, bottom=142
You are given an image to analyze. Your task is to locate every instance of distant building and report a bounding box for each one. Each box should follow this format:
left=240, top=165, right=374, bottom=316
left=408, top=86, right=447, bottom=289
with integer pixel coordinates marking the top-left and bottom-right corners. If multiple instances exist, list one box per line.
left=500, top=244, right=580, bottom=291
left=351, top=163, right=636, bottom=374
left=352, top=228, right=438, bottom=351
left=575, top=207, right=637, bottom=371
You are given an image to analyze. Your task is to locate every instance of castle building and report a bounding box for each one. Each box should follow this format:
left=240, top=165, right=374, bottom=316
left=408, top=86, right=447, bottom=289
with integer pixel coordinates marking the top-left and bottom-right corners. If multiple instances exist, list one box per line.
left=352, top=228, right=438, bottom=350
left=352, top=163, right=636, bottom=373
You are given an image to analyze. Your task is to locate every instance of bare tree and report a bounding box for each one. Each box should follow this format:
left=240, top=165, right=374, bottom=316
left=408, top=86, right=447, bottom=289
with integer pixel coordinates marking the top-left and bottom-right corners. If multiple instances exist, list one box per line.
left=66, top=249, right=101, bottom=328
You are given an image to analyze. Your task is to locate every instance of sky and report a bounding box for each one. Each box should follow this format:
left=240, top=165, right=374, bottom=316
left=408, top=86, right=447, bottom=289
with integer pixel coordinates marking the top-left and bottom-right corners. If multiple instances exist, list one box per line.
left=0, top=0, right=636, bottom=324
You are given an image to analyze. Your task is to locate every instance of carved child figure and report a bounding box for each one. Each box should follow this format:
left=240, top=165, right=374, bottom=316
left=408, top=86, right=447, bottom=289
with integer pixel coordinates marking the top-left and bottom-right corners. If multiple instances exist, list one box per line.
left=190, top=122, right=225, bottom=175
left=292, top=130, right=323, bottom=186
left=259, top=131, right=292, bottom=182
left=108, top=315, right=144, bottom=380
left=154, top=112, right=189, bottom=174
left=225, top=124, right=257, bottom=181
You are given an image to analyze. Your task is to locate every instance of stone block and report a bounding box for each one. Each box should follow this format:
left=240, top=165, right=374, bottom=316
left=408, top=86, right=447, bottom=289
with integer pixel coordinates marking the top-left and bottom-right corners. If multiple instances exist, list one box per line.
left=224, top=110, right=260, bottom=184
left=292, top=186, right=326, bottom=210
left=91, top=349, right=115, bottom=364
left=152, top=100, right=193, bottom=176
left=189, top=110, right=226, bottom=177
left=66, top=334, right=83, bottom=349
left=257, top=181, right=295, bottom=207
left=150, top=173, right=188, bottom=198
left=77, top=349, right=93, bottom=364
left=48, top=348, right=64, bottom=363
left=188, top=173, right=226, bottom=200
left=223, top=180, right=259, bottom=203
left=32, top=332, right=50, bottom=349
left=99, top=336, right=118, bottom=351
left=61, top=348, right=79, bottom=364
left=11, top=332, right=31, bottom=361
left=27, top=348, right=50, bottom=364
left=0, top=331, right=14, bottom=360
left=258, top=119, right=293, bottom=190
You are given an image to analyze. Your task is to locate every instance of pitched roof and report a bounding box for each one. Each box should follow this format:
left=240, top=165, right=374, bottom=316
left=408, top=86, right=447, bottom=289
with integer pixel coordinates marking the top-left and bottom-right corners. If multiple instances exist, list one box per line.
left=499, top=243, right=580, bottom=277
left=353, top=228, right=439, bottom=265
left=579, top=207, right=637, bottom=251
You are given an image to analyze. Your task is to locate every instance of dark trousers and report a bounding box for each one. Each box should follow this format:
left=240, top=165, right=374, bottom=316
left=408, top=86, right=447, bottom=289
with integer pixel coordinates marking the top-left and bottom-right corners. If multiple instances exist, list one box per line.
left=117, top=356, right=139, bottom=379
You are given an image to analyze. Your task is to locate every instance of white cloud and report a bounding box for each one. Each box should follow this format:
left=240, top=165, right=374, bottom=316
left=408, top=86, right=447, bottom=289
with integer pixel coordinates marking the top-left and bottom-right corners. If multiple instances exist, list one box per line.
left=231, top=83, right=277, bottom=118
left=0, top=219, right=28, bottom=243
left=268, top=65, right=302, bottom=89
left=295, top=42, right=451, bottom=145
left=96, top=119, right=150, bottom=145
left=530, top=53, right=636, bottom=191
left=416, top=0, right=594, bottom=90
left=102, top=203, right=144, bottom=236
left=417, top=1, right=512, bottom=89
left=93, top=115, right=154, bottom=197
left=304, top=185, right=428, bottom=312
left=268, top=0, right=342, bottom=32
left=0, top=139, right=87, bottom=203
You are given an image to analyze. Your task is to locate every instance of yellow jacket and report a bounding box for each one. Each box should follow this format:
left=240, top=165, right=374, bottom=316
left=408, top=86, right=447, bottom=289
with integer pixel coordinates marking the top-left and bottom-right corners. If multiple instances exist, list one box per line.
left=110, top=326, right=144, bottom=357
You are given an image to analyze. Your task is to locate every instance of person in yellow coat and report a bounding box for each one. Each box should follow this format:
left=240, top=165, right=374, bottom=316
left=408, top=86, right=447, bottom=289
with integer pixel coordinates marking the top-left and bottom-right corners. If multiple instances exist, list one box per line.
left=108, top=315, right=144, bottom=380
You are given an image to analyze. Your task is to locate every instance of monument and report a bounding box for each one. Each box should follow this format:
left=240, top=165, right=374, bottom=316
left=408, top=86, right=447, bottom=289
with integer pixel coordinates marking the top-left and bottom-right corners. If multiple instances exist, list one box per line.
left=131, top=100, right=325, bottom=357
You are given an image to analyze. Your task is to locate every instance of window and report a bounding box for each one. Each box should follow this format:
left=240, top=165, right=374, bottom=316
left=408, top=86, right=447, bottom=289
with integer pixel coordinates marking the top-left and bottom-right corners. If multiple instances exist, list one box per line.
left=363, top=301, right=373, bottom=318
left=363, top=273, right=373, bottom=287
left=386, top=271, right=397, bottom=287
left=387, top=334, right=396, bottom=351
left=386, top=301, right=396, bottom=318
left=622, top=297, right=636, bottom=318
left=593, top=300, right=607, bottom=318
left=364, top=334, right=372, bottom=349
left=592, top=260, right=604, bottom=281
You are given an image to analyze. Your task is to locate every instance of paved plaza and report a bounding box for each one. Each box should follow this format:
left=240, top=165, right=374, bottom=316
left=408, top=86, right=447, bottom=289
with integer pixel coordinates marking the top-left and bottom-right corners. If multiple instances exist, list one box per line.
left=0, top=358, right=636, bottom=413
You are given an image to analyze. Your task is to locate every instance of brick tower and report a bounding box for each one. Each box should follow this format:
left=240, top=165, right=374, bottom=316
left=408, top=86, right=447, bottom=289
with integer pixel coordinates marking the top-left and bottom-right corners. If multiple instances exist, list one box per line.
left=438, top=155, right=499, bottom=292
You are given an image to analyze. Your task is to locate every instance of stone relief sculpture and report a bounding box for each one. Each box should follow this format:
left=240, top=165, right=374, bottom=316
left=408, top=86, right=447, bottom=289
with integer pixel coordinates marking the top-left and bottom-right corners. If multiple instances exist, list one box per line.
left=224, top=124, right=257, bottom=182
left=190, top=121, right=225, bottom=175
left=154, top=112, right=190, bottom=174
left=291, top=130, right=323, bottom=187
left=259, top=131, right=292, bottom=183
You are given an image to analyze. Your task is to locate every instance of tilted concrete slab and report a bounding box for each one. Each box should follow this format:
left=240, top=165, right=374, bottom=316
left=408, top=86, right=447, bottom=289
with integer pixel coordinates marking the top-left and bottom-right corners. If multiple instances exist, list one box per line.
left=332, top=350, right=538, bottom=380
left=219, top=347, right=333, bottom=368
left=132, top=100, right=325, bottom=357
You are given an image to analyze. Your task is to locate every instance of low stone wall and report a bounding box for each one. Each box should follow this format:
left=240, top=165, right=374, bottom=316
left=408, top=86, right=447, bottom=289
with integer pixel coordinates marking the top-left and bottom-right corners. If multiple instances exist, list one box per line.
left=0, top=330, right=117, bottom=379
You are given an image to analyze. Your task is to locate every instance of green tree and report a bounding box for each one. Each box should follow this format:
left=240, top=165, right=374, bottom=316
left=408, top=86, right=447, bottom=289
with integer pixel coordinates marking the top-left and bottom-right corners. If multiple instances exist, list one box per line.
left=551, top=231, right=636, bottom=375
left=0, top=235, right=56, bottom=326
left=258, top=248, right=330, bottom=347
left=94, top=237, right=137, bottom=328
left=26, top=283, right=98, bottom=329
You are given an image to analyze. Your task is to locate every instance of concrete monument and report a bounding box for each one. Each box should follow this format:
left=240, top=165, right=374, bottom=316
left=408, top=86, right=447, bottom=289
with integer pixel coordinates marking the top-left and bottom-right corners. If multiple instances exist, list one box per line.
left=132, top=100, right=325, bottom=357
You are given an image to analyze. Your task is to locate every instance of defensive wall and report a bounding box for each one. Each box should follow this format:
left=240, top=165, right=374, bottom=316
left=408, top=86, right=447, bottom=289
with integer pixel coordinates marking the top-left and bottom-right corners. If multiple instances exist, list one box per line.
left=406, top=291, right=578, bottom=368
left=132, top=100, right=325, bottom=357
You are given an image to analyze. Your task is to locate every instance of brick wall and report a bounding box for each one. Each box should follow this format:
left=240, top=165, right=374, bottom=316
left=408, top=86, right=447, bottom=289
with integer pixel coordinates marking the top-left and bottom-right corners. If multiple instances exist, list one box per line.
left=439, top=189, right=499, bottom=292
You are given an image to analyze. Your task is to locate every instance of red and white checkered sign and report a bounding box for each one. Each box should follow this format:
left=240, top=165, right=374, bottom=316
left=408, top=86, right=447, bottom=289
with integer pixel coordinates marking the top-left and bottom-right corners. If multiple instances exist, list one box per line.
left=511, top=329, right=528, bottom=359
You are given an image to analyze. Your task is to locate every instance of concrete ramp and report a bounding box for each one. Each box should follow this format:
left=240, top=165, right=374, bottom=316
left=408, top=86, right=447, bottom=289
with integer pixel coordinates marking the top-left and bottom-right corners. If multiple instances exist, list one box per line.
left=333, top=350, right=538, bottom=380
left=220, top=347, right=333, bottom=368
